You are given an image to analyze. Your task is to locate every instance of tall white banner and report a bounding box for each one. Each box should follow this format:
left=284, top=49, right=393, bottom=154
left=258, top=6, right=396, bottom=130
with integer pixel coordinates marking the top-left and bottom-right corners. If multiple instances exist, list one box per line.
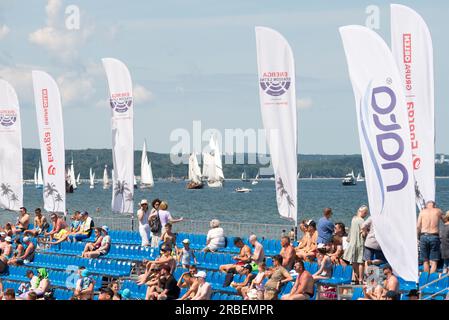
left=391, top=4, right=435, bottom=209
left=0, top=80, right=23, bottom=211
left=32, top=71, right=66, bottom=213
left=340, top=25, right=418, bottom=282
left=255, top=26, right=298, bottom=225
left=102, top=58, right=134, bottom=214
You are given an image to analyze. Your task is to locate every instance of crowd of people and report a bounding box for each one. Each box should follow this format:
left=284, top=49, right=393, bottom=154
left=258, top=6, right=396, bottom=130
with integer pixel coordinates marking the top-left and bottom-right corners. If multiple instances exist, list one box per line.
left=1, top=198, right=449, bottom=300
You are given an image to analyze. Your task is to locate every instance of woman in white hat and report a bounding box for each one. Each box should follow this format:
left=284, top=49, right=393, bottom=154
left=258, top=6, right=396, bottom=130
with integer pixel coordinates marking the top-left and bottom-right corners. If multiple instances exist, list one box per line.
left=137, top=199, right=151, bottom=246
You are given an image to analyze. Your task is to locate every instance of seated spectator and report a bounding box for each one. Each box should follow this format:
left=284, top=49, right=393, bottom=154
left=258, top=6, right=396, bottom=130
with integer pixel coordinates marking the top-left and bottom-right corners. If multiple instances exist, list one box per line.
left=330, top=222, right=347, bottom=265
left=361, top=264, right=399, bottom=300
left=8, top=236, right=35, bottom=265
left=161, top=222, right=177, bottom=250
left=312, top=244, right=333, bottom=281
left=231, top=263, right=256, bottom=297
left=203, top=219, right=225, bottom=252
left=317, top=208, right=335, bottom=246
left=98, top=287, right=114, bottom=300
left=385, top=290, right=401, bottom=301
left=406, top=289, right=419, bottom=300
left=15, top=207, right=30, bottom=233
left=82, top=226, right=111, bottom=258
left=280, top=236, right=296, bottom=271
left=296, top=220, right=309, bottom=249
left=249, top=234, right=265, bottom=266
left=3, top=288, right=15, bottom=300
left=219, top=237, right=252, bottom=278
left=24, top=208, right=49, bottom=237
left=146, top=265, right=180, bottom=300
left=3, top=223, right=15, bottom=237
left=44, top=213, right=69, bottom=242
left=0, top=236, right=13, bottom=261
left=138, top=245, right=177, bottom=285
left=191, top=271, right=212, bottom=300
left=68, top=211, right=94, bottom=242
left=281, top=260, right=315, bottom=300
left=242, top=262, right=267, bottom=300
left=109, top=281, right=121, bottom=300
left=178, top=239, right=197, bottom=269
left=296, top=220, right=318, bottom=262
left=177, top=265, right=199, bottom=300
left=263, top=255, right=293, bottom=300
left=74, top=267, right=95, bottom=300
left=149, top=201, right=183, bottom=248
left=47, top=211, right=81, bottom=245
left=18, top=268, right=50, bottom=299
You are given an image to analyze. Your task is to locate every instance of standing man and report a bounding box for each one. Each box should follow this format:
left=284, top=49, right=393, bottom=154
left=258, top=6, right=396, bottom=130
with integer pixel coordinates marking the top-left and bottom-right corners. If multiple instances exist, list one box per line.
left=417, top=201, right=444, bottom=273
left=16, top=207, right=30, bottom=233
left=279, top=236, right=296, bottom=271
left=317, top=208, right=335, bottom=246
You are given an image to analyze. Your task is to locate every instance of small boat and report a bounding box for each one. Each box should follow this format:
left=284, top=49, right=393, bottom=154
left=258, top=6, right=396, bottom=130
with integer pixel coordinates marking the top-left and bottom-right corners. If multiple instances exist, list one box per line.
left=235, top=187, right=252, bottom=193
left=356, top=172, right=365, bottom=182
left=140, top=140, right=154, bottom=189
left=241, top=171, right=250, bottom=182
left=35, top=162, right=43, bottom=189
left=187, top=152, right=203, bottom=189
left=103, top=165, right=110, bottom=189
left=251, top=172, right=260, bottom=185
left=69, top=158, right=77, bottom=190
left=89, top=168, right=95, bottom=189
left=342, top=171, right=357, bottom=186
left=134, top=175, right=137, bottom=189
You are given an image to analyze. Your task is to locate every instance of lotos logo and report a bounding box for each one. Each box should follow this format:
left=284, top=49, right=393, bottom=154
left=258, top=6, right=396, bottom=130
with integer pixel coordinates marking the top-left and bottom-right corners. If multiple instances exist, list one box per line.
left=360, top=81, right=410, bottom=212
left=0, top=109, right=17, bottom=127
left=48, top=165, right=56, bottom=176
left=260, top=71, right=291, bottom=97
left=110, top=92, right=132, bottom=113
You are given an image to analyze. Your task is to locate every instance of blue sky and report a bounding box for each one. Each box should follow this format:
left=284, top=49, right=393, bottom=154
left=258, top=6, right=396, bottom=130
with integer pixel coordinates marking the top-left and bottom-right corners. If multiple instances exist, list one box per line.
left=0, top=0, right=447, bottom=154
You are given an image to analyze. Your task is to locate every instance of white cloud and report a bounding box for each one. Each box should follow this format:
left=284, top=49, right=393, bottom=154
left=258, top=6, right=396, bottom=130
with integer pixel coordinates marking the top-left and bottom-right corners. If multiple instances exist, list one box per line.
left=0, top=65, right=35, bottom=104
left=28, top=0, right=93, bottom=62
left=133, top=84, right=153, bottom=104
left=0, top=24, right=10, bottom=39
left=297, top=97, right=313, bottom=109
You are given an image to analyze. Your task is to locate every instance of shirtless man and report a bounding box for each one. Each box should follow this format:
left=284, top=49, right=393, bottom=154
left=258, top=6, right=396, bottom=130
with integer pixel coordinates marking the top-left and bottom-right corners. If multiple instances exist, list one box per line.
left=281, top=260, right=315, bottom=300
left=177, top=265, right=199, bottom=300
left=280, top=236, right=296, bottom=271
left=219, top=237, right=251, bottom=274
left=16, top=207, right=30, bottom=233
left=24, top=208, right=48, bottom=237
left=417, top=200, right=444, bottom=273
left=361, top=264, right=399, bottom=300
left=137, top=245, right=176, bottom=285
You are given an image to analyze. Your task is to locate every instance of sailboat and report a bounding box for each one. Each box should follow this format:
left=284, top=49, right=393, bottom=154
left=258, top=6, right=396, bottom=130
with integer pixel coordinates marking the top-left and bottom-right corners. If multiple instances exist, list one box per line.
left=140, top=140, right=154, bottom=189
left=34, top=169, right=38, bottom=186
left=342, top=170, right=357, bottom=186
left=69, top=159, right=77, bottom=190
left=207, top=135, right=224, bottom=188
left=103, top=165, right=110, bottom=189
left=241, top=171, right=250, bottom=182
left=187, top=152, right=203, bottom=189
left=356, top=172, right=365, bottom=182
left=89, top=168, right=95, bottom=189
left=36, top=161, right=43, bottom=189
left=251, top=172, right=260, bottom=185
left=76, top=173, right=81, bottom=186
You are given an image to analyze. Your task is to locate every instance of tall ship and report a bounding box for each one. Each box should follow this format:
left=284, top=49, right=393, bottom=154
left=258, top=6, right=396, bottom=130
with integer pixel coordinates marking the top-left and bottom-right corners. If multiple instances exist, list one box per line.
left=241, top=171, right=250, bottom=182
left=103, top=165, right=110, bottom=189
left=205, top=135, right=224, bottom=188
left=187, top=152, right=203, bottom=189
left=89, top=168, right=95, bottom=189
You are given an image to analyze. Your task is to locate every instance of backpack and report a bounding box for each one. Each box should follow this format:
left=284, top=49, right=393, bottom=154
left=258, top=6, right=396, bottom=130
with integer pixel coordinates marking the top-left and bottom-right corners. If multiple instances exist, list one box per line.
left=149, top=211, right=162, bottom=233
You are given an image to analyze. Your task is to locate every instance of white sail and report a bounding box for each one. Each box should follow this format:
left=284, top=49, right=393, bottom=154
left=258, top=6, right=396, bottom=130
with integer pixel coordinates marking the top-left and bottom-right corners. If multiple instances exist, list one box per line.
left=207, top=136, right=224, bottom=187
left=89, top=168, right=95, bottom=189
left=189, top=153, right=202, bottom=184
left=140, top=140, right=154, bottom=188
left=37, top=161, right=44, bottom=187
left=202, top=153, right=211, bottom=179
left=76, top=172, right=81, bottom=185
left=134, top=175, right=137, bottom=187
left=70, top=159, right=77, bottom=189
left=103, top=165, right=109, bottom=189
left=34, top=169, right=38, bottom=185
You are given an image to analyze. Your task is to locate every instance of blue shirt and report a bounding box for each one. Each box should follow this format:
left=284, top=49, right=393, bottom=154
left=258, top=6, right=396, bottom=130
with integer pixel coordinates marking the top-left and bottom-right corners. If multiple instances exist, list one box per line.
left=317, top=217, right=334, bottom=244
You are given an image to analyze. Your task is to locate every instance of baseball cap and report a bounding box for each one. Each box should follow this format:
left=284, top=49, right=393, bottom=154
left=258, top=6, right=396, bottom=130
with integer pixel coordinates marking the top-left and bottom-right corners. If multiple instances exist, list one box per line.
left=80, top=211, right=88, bottom=216
left=194, top=271, right=207, bottom=278
left=243, top=264, right=253, bottom=272
left=182, top=239, right=190, bottom=244
left=5, top=236, right=12, bottom=242
left=101, top=225, right=109, bottom=233
left=23, top=236, right=30, bottom=243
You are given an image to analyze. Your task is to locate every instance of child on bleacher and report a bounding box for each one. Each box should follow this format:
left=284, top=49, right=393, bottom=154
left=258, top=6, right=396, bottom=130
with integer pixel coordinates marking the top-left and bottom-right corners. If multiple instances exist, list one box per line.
left=178, top=239, right=197, bottom=268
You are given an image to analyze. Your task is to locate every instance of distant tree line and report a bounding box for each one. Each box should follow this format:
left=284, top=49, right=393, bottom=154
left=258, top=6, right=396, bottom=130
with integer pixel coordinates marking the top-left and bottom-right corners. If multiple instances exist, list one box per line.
left=21, top=149, right=449, bottom=179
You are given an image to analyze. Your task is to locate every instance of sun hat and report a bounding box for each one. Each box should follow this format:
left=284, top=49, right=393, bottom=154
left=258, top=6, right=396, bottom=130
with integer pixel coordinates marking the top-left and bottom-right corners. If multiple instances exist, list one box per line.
left=140, top=199, right=149, bottom=206
left=5, top=236, right=12, bottom=242
left=101, top=225, right=109, bottom=233
left=182, top=239, right=190, bottom=244
left=194, top=271, right=207, bottom=279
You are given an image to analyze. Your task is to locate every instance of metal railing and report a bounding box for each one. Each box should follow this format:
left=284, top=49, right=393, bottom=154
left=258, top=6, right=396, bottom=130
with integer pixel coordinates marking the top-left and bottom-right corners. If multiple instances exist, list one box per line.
left=419, top=272, right=449, bottom=300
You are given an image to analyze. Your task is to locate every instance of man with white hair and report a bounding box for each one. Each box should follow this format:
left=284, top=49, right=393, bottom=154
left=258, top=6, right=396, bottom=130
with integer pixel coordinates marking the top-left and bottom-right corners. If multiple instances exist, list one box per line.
left=203, top=219, right=225, bottom=252
left=249, top=234, right=265, bottom=265
left=191, top=271, right=212, bottom=300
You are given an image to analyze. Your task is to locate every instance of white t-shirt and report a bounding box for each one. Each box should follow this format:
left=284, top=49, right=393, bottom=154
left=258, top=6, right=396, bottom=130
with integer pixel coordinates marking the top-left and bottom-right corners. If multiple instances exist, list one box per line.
left=137, top=209, right=150, bottom=228
left=207, top=227, right=225, bottom=248
left=193, top=282, right=212, bottom=300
